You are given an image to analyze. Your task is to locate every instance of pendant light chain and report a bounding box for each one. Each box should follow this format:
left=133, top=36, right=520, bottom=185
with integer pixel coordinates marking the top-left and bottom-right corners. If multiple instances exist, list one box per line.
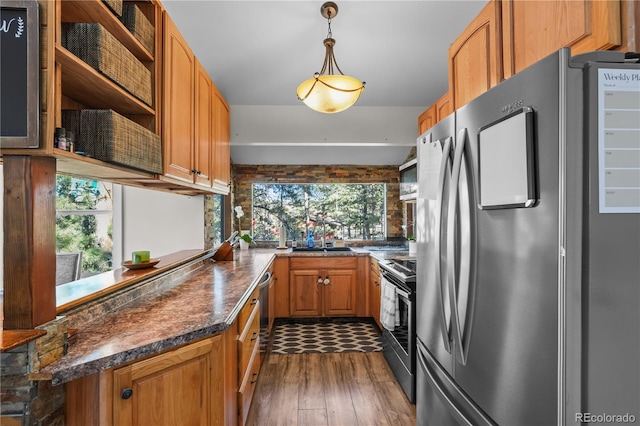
left=319, top=9, right=345, bottom=77
left=296, top=1, right=365, bottom=113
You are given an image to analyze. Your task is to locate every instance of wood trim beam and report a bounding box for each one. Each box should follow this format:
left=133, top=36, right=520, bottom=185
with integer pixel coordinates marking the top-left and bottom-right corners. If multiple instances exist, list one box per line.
left=3, top=156, right=57, bottom=329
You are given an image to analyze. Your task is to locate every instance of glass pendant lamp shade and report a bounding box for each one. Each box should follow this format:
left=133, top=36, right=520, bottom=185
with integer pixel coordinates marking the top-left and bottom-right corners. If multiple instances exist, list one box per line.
left=297, top=74, right=364, bottom=113
left=296, top=2, right=365, bottom=113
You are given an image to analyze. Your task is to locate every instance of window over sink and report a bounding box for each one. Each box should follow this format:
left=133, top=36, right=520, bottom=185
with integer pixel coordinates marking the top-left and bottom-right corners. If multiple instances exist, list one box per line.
left=251, top=183, right=386, bottom=242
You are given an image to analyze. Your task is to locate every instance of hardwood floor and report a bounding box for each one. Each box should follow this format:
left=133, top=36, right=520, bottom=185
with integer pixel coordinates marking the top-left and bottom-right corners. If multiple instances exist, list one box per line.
left=246, top=352, right=416, bottom=425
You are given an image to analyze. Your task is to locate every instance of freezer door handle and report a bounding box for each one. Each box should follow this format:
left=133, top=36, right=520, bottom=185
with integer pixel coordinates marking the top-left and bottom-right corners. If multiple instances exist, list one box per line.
left=447, top=128, right=476, bottom=365
left=417, top=340, right=495, bottom=426
left=435, top=136, right=453, bottom=353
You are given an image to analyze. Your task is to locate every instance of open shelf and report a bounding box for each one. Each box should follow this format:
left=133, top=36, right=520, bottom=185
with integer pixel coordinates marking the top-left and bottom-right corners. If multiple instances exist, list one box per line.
left=54, top=148, right=154, bottom=180
left=56, top=45, right=156, bottom=116
left=60, top=0, right=154, bottom=62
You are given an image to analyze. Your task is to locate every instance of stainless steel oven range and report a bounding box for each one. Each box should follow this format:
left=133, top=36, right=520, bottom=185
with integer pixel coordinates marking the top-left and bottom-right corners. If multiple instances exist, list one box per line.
left=379, top=258, right=416, bottom=403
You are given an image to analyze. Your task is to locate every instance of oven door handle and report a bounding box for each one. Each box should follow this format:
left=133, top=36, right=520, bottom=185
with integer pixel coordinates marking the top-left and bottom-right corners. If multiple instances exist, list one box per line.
left=380, top=271, right=411, bottom=299
left=395, top=285, right=410, bottom=300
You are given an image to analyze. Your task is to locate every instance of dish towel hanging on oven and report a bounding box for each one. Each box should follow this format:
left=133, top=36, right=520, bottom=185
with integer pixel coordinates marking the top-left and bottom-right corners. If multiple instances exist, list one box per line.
left=380, top=276, right=400, bottom=331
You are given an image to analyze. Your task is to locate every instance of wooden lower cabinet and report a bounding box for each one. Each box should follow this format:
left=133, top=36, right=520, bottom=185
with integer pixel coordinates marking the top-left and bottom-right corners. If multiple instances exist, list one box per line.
left=65, top=335, right=226, bottom=426
left=289, top=257, right=359, bottom=317
left=289, top=268, right=323, bottom=316
left=274, top=257, right=290, bottom=318
left=64, top=304, right=263, bottom=426
left=369, top=258, right=382, bottom=329
left=236, top=286, right=261, bottom=426
left=238, top=341, right=260, bottom=425
left=112, top=336, right=224, bottom=426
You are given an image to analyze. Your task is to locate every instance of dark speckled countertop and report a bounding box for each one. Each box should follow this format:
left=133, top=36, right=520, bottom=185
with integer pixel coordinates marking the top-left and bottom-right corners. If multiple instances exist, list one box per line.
left=42, top=249, right=277, bottom=385
left=42, top=247, right=377, bottom=385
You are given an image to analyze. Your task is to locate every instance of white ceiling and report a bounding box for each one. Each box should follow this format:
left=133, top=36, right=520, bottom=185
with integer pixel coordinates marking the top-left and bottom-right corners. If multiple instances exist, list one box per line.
left=161, top=0, right=488, bottom=165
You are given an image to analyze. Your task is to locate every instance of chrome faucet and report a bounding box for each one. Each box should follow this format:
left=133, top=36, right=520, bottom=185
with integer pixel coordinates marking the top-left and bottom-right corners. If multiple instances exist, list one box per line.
left=319, top=214, right=327, bottom=248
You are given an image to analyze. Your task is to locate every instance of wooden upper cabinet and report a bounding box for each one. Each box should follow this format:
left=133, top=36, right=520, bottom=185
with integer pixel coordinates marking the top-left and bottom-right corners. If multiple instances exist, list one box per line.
left=501, top=0, right=622, bottom=79
left=163, top=12, right=195, bottom=183
left=435, top=92, right=453, bottom=122
left=418, top=105, right=436, bottom=135
left=212, top=86, right=231, bottom=194
left=195, top=60, right=214, bottom=187
left=448, top=0, right=502, bottom=110
left=164, top=12, right=227, bottom=192
left=418, top=92, right=451, bottom=135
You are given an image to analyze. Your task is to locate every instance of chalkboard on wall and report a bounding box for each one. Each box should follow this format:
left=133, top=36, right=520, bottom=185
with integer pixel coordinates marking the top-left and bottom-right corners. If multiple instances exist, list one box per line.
left=1, top=0, right=39, bottom=148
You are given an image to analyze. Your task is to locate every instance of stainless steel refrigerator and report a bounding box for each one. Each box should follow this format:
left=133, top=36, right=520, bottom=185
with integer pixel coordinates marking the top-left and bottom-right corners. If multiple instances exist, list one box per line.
left=415, top=48, right=640, bottom=425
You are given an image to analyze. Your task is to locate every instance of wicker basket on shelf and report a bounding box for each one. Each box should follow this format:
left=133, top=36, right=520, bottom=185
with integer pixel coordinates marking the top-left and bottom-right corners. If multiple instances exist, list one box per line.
left=62, top=23, right=152, bottom=106
left=63, top=109, right=162, bottom=174
left=102, top=0, right=123, bottom=17
left=121, top=4, right=154, bottom=54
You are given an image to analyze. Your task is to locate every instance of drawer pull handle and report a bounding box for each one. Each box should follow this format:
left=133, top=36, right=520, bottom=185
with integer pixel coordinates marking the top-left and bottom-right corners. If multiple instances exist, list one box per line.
left=121, top=388, right=133, bottom=400
left=251, top=372, right=259, bottom=384
left=251, top=332, right=258, bottom=341
left=250, top=298, right=258, bottom=306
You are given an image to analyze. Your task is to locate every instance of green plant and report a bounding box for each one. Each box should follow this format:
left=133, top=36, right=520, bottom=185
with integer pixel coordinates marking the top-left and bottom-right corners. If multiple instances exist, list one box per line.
left=240, top=234, right=253, bottom=243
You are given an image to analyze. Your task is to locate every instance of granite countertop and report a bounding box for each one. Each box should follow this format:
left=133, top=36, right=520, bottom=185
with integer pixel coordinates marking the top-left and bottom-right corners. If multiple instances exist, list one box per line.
left=42, top=249, right=276, bottom=385
left=361, top=249, right=414, bottom=262
left=41, top=246, right=404, bottom=385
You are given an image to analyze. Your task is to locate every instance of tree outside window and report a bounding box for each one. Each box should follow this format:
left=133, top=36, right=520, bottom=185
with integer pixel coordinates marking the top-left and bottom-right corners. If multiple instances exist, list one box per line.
left=252, top=183, right=386, bottom=242
left=56, top=175, right=113, bottom=276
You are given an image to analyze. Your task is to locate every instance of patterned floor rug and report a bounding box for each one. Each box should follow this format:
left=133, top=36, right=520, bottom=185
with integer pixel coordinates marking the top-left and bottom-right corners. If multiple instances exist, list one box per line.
left=270, top=320, right=383, bottom=354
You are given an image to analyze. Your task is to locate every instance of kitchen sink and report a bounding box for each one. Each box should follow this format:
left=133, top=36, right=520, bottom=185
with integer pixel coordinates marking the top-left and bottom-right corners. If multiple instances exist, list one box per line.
left=290, top=247, right=353, bottom=252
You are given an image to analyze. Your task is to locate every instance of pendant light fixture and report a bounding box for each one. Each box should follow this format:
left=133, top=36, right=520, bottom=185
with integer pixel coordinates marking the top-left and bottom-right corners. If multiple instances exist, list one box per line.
left=296, top=2, right=365, bottom=113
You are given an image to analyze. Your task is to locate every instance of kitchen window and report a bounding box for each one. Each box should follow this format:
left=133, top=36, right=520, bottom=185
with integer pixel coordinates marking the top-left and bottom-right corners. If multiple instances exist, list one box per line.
left=56, top=175, right=113, bottom=277
left=211, top=194, right=225, bottom=246
left=251, top=183, right=386, bottom=241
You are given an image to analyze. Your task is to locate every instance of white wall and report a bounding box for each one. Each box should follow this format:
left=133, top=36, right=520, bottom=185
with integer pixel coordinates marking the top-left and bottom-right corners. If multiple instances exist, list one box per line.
left=230, top=105, right=422, bottom=165
left=117, top=186, right=204, bottom=265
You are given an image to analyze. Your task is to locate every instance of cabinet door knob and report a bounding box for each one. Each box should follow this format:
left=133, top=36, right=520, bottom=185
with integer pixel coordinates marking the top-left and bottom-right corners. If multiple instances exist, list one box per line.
left=121, top=388, right=133, bottom=400
left=251, top=372, right=259, bottom=384
left=250, top=298, right=258, bottom=306
left=317, top=277, right=323, bottom=284
left=251, top=332, right=258, bottom=341
left=324, top=277, right=330, bottom=285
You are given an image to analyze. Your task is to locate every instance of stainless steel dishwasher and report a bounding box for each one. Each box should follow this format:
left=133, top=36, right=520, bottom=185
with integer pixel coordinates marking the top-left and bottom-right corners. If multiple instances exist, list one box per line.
left=257, top=271, right=272, bottom=360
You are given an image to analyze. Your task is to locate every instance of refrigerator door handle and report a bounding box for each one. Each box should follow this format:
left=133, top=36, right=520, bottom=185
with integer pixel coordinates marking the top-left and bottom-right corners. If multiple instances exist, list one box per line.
left=435, top=136, right=453, bottom=353
left=447, top=128, right=475, bottom=365
left=417, top=339, right=496, bottom=426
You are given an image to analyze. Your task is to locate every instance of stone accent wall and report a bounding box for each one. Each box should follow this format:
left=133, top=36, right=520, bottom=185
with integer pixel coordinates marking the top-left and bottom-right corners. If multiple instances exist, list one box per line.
left=231, top=165, right=403, bottom=239
left=1, top=317, right=68, bottom=426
